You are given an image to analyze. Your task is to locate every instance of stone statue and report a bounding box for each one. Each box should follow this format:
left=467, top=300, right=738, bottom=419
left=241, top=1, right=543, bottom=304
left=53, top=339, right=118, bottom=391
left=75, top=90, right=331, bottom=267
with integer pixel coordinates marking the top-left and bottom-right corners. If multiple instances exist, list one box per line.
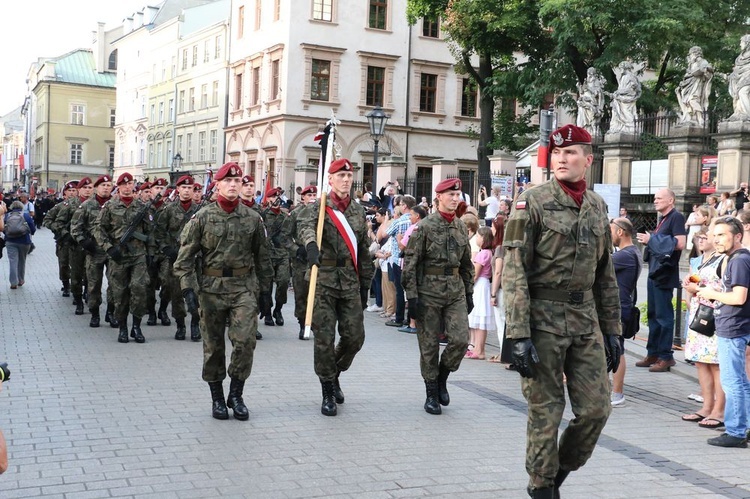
left=728, top=34, right=750, bottom=122
left=676, top=46, right=714, bottom=127
left=606, top=61, right=642, bottom=135
left=576, top=67, right=606, bottom=134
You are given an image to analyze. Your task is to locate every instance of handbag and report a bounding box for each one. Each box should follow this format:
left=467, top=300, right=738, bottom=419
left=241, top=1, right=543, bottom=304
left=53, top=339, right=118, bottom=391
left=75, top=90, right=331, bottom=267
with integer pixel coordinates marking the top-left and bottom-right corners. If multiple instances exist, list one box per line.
left=622, top=249, right=641, bottom=339
left=689, top=302, right=715, bottom=337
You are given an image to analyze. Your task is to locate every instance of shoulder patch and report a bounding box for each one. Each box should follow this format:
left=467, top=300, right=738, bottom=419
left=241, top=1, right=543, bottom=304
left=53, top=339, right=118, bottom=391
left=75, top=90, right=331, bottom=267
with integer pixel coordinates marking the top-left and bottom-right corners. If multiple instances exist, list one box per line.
left=504, top=218, right=527, bottom=243
left=515, top=201, right=526, bottom=210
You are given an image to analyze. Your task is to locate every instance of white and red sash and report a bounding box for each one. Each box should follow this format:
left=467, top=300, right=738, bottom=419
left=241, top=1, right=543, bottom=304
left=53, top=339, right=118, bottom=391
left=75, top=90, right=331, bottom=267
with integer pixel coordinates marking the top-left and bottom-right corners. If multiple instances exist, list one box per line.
left=325, top=206, right=358, bottom=273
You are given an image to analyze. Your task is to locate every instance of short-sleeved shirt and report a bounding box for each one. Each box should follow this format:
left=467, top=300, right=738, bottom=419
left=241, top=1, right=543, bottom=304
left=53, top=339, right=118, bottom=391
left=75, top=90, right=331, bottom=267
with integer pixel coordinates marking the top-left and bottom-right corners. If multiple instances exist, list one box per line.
left=473, top=248, right=492, bottom=279
left=715, top=248, right=750, bottom=339
left=484, top=196, right=499, bottom=220
left=612, top=245, right=641, bottom=321
left=649, top=208, right=686, bottom=288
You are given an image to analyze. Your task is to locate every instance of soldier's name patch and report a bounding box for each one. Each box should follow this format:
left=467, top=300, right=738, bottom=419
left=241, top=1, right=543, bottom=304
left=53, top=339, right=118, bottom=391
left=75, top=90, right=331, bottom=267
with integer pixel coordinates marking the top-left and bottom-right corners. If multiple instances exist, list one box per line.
left=516, top=201, right=526, bottom=210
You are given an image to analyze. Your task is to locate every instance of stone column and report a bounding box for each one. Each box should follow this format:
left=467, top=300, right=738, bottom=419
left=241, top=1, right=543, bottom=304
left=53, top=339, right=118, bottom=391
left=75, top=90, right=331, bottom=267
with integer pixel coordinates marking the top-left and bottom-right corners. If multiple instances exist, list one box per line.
left=662, top=126, right=707, bottom=212
left=714, top=121, right=750, bottom=192
left=599, top=133, right=638, bottom=191
left=429, top=159, right=458, bottom=192
left=377, top=156, right=407, bottom=188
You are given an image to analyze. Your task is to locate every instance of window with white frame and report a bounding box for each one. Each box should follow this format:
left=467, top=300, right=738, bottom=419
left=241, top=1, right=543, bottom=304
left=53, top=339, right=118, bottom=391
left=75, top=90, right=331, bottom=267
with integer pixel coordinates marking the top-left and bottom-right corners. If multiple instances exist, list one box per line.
left=251, top=65, right=261, bottom=106
left=158, top=102, right=164, bottom=123
left=189, top=88, right=195, bottom=111
left=176, top=135, right=182, bottom=156
left=212, top=81, right=219, bottom=107
left=255, top=0, right=261, bottom=30
left=312, top=0, right=333, bottom=21
left=110, top=109, right=116, bottom=127
left=192, top=45, right=198, bottom=67
left=108, top=145, right=115, bottom=168
left=199, top=131, right=206, bottom=161
left=201, top=84, right=208, bottom=108
left=139, top=139, right=146, bottom=164
left=166, top=140, right=172, bottom=165
left=237, top=6, right=245, bottom=38
left=71, top=104, right=85, bottom=125
left=182, top=49, right=188, bottom=70
left=149, top=144, right=154, bottom=168
left=210, top=130, right=217, bottom=161
left=70, top=143, right=83, bottom=164
left=150, top=104, right=155, bottom=122
left=271, top=59, right=280, bottom=100
left=204, top=40, right=210, bottom=63
left=215, top=35, right=222, bottom=59
left=157, top=142, right=163, bottom=168
left=186, top=133, right=193, bottom=162
left=179, top=90, right=185, bottom=113
left=168, top=99, right=174, bottom=121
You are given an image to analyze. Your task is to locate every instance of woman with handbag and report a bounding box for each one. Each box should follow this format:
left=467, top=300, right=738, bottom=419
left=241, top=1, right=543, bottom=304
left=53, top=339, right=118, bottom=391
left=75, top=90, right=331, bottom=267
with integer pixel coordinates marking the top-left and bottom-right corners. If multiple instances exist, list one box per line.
left=681, top=225, right=726, bottom=429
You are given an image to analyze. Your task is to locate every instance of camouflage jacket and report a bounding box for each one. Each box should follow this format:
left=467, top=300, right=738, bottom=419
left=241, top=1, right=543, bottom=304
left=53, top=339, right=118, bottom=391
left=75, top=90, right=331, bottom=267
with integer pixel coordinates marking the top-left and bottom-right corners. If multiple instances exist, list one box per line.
left=402, top=212, right=474, bottom=302
left=43, top=201, right=64, bottom=235
left=48, top=197, right=82, bottom=244
left=71, top=197, right=107, bottom=255
left=261, top=207, right=292, bottom=259
left=94, top=197, right=154, bottom=258
left=173, top=201, right=272, bottom=295
left=501, top=179, right=621, bottom=339
left=154, top=200, right=199, bottom=253
left=285, top=206, right=307, bottom=260
left=296, top=197, right=374, bottom=291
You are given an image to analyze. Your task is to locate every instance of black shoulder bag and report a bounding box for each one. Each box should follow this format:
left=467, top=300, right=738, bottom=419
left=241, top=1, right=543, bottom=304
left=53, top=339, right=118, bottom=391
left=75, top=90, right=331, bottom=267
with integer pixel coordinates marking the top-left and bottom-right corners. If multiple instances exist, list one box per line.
left=622, top=249, right=641, bottom=339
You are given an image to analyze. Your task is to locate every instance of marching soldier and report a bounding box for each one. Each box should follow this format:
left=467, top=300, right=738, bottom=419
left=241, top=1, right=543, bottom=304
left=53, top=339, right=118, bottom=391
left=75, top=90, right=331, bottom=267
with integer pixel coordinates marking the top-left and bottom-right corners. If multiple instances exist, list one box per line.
left=72, top=175, right=118, bottom=328
left=297, top=158, right=373, bottom=416
left=502, top=124, right=621, bottom=499
left=173, top=162, right=272, bottom=421
left=146, top=178, right=171, bottom=327
left=45, top=180, right=78, bottom=297
left=240, top=174, right=265, bottom=341
left=192, top=183, right=203, bottom=204
left=288, top=185, right=317, bottom=340
left=94, top=172, right=153, bottom=343
left=402, top=178, right=474, bottom=415
left=260, top=186, right=292, bottom=326
left=155, top=175, right=200, bottom=341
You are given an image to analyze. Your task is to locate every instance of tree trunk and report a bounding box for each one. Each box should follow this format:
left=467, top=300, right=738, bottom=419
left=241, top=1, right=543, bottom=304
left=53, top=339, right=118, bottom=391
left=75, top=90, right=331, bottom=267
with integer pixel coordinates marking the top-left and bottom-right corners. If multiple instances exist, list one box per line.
left=477, top=53, right=495, bottom=198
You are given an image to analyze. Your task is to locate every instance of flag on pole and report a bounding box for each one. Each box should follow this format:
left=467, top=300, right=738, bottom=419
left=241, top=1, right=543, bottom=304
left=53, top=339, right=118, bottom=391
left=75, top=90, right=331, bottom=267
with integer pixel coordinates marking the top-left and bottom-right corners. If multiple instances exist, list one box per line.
left=261, top=170, right=273, bottom=205
left=203, top=168, right=213, bottom=196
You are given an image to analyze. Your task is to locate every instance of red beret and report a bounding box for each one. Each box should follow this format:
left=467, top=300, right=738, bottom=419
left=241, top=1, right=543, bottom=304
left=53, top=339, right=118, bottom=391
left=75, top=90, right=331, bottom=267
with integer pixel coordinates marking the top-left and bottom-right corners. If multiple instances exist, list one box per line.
left=300, top=185, right=317, bottom=196
left=214, top=162, right=242, bottom=180
left=137, top=182, right=152, bottom=192
left=93, top=175, right=112, bottom=187
left=435, top=178, right=462, bottom=193
left=549, top=124, right=592, bottom=152
left=265, top=186, right=283, bottom=198
left=193, top=183, right=203, bottom=191
left=117, top=172, right=134, bottom=185
left=64, top=181, right=78, bottom=191
left=164, top=187, right=174, bottom=198
left=176, top=175, right=194, bottom=187
left=242, top=175, right=254, bottom=185
left=77, top=177, right=93, bottom=188
left=329, top=158, right=353, bottom=174
left=152, top=178, right=168, bottom=187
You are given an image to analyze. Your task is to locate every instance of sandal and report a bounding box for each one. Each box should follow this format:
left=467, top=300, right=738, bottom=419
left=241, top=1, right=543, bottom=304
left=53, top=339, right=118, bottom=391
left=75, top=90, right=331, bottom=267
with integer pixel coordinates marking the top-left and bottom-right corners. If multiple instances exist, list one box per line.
left=682, top=413, right=707, bottom=422
left=487, top=355, right=503, bottom=363
left=698, top=418, right=725, bottom=429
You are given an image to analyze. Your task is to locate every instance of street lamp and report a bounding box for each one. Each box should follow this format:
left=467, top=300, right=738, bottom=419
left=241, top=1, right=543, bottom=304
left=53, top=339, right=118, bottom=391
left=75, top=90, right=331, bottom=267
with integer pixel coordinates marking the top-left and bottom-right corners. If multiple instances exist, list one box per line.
left=366, top=104, right=389, bottom=198
left=170, top=153, right=183, bottom=186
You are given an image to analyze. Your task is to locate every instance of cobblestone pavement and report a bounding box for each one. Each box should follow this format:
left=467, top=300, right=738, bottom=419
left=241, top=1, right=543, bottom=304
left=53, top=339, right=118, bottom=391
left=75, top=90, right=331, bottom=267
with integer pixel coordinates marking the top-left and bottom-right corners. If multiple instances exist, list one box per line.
left=0, top=229, right=748, bottom=498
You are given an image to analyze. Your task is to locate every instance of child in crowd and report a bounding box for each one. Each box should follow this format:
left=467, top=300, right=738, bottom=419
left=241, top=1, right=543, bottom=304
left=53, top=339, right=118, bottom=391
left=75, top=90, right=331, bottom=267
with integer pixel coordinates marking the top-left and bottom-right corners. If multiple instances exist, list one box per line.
left=466, top=227, right=495, bottom=359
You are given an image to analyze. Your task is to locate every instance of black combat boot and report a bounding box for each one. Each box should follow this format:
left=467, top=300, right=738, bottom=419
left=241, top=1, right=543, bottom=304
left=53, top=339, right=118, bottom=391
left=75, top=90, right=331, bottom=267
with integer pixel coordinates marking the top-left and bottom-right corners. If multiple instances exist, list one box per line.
left=130, top=316, right=145, bottom=343
left=146, top=309, right=157, bottom=326
left=62, top=280, right=71, bottom=297
left=104, top=304, right=112, bottom=323
left=109, top=315, right=119, bottom=328
left=264, top=314, right=275, bottom=326
left=333, top=372, right=345, bottom=404
left=174, top=317, right=186, bottom=340
left=320, top=380, right=337, bottom=416
left=117, top=318, right=129, bottom=343
left=74, top=298, right=85, bottom=315
left=208, top=381, right=229, bottom=420
left=82, top=287, right=88, bottom=303
left=272, top=306, right=284, bottom=326
left=89, top=308, right=100, bottom=328
left=437, top=365, right=451, bottom=406
left=527, top=487, right=555, bottom=499
left=298, top=321, right=306, bottom=340
left=226, top=378, right=249, bottom=421
left=553, top=469, right=570, bottom=499
left=190, top=315, right=201, bottom=341
left=255, top=331, right=263, bottom=340
left=424, top=380, right=442, bottom=415
left=158, top=306, right=171, bottom=326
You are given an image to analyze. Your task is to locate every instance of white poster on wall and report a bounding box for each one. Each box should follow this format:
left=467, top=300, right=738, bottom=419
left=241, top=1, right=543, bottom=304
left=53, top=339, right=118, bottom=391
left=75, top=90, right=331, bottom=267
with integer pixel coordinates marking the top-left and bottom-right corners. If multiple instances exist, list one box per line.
left=593, top=184, right=621, bottom=221
left=631, top=159, right=669, bottom=195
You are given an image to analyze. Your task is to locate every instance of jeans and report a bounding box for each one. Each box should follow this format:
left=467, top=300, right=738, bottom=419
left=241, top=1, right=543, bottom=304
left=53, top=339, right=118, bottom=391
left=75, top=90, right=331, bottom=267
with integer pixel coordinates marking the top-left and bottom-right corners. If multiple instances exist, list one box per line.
left=646, top=280, right=675, bottom=360
left=6, top=242, right=30, bottom=286
left=717, top=335, right=750, bottom=439
left=371, top=267, right=383, bottom=307
left=388, top=263, right=405, bottom=323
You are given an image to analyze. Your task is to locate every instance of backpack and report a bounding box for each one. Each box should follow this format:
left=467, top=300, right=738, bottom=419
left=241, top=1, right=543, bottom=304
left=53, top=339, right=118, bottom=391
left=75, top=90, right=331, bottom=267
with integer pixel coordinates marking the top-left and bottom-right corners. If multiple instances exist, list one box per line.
left=5, top=211, right=30, bottom=238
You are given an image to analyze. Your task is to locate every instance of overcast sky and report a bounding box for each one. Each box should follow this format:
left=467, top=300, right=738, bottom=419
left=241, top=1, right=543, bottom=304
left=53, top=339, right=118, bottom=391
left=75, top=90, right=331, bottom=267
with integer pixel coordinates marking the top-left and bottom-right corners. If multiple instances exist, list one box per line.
left=0, top=0, right=151, bottom=116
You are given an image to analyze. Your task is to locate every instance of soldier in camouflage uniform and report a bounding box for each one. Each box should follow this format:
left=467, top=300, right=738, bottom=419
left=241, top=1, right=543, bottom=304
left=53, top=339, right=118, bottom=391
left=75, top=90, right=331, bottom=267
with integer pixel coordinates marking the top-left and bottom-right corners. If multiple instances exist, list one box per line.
left=240, top=175, right=266, bottom=341
left=402, top=178, right=474, bottom=416
left=155, top=175, right=200, bottom=341
left=287, top=185, right=317, bottom=340
left=297, top=158, right=373, bottom=416
left=94, top=172, right=153, bottom=344
left=44, top=180, right=78, bottom=297
left=145, top=178, right=171, bottom=327
left=260, top=186, right=292, bottom=326
left=173, top=162, right=272, bottom=421
left=501, top=124, right=621, bottom=499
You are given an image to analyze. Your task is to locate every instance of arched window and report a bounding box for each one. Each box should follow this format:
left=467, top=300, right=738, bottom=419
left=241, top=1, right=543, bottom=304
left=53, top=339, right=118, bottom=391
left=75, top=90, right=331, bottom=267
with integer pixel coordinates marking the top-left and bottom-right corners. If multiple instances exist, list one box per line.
left=108, top=49, right=118, bottom=71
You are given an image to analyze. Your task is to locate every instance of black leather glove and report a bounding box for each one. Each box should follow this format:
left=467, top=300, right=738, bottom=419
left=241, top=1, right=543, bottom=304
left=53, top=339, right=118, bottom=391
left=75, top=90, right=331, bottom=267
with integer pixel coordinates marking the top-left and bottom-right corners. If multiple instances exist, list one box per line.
left=360, top=287, right=369, bottom=310
left=107, top=246, right=123, bottom=263
left=296, top=245, right=307, bottom=262
left=603, top=334, right=622, bottom=373
left=80, top=238, right=97, bottom=254
left=259, top=291, right=272, bottom=316
left=466, top=293, right=474, bottom=314
left=162, top=246, right=179, bottom=263
left=306, top=241, right=320, bottom=266
left=146, top=255, right=154, bottom=270
left=408, top=297, right=422, bottom=319
left=512, top=338, right=540, bottom=379
left=183, top=288, right=200, bottom=315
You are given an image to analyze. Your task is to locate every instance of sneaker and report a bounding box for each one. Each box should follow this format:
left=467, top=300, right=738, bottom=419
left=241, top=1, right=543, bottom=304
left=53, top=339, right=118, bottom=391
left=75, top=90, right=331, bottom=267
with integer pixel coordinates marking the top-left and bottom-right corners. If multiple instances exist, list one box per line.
left=688, top=393, right=705, bottom=403
left=385, top=320, right=404, bottom=327
left=707, top=433, right=748, bottom=448
left=366, top=304, right=383, bottom=313
left=611, top=392, right=626, bottom=407
left=398, top=326, right=417, bottom=334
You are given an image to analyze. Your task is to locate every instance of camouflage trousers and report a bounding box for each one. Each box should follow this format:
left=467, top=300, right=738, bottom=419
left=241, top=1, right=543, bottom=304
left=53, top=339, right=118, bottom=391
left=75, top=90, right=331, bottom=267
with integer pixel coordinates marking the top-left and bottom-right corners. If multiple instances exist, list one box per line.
left=522, top=329, right=611, bottom=489
left=163, top=263, right=186, bottom=320
left=68, top=245, right=87, bottom=300
left=311, top=285, right=365, bottom=382
left=265, top=257, right=290, bottom=308
left=146, top=256, right=170, bottom=313
left=199, top=289, right=258, bottom=382
left=109, top=256, right=150, bottom=321
left=415, top=295, right=469, bottom=381
left=85, top=252, right=113, bottom=310
left=292, top=259, right=309, bottom=323
left=56, top=242, right=70, bottom=281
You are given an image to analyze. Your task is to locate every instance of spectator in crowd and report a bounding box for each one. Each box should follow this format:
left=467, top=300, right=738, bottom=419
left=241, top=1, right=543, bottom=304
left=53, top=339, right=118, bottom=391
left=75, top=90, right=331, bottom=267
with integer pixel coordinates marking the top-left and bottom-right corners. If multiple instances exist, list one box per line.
left=686, top=204, right=715, bottom=258
left=619, top=207, right=633, bottom=224
left=681, top=225, right=726, bottom=428
left=365, top=219, right=383, bottom=313
left=488, top=214, right=512, bottom=366
left=461, top=213, right=480, bottom=256
left=478, top=185, right=501, bottom=226
left=739, top=209, right=750, bottom=380
left=379, top=181, right=403, bottom=215
left=419, top=196, right=430, bottom=210
left=636, top=188, right=687, bottom=372
left=466, top=226, right=495, bottom=360
left=18, top=191, right=36, bottom=253
left=397, top=205, right=428, bottom=334
left=498, top=198, right=511, bottom=218
left=4, top=200, right=36, bottom=289
left=697, top=216, right=750, bottom=448
left=610, top=217, right=642, bottom=407
left=707, top=195, right=719, bottom=211
left=730, top=182, right=749, bottom=214
left=372, top=209, right=395, bottom=319
left=385, top=195, right=416, bottom=327
left=717, top=191, right=735, bottom=216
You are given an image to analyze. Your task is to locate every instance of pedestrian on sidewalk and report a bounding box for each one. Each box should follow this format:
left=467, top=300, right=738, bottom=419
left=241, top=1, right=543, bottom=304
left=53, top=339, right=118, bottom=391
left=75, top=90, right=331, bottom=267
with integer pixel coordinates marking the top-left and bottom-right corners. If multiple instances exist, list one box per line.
left=4, top=200, right=35, bottom=289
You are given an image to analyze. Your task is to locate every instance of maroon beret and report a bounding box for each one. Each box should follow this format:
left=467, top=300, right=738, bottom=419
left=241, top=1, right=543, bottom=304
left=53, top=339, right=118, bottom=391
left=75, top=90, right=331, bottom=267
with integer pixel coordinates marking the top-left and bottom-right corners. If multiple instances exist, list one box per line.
left=265, top=186, right=283, bottom=198
left=300, top=185, right=317, bottom=196
left=214, top=162, right=242, bottom=180
left=435, top=178, right=462, bottom=194
left=242, top=175, right=254, bottom=185
left=164, top=187, right=174, bottom=198
left=329, top=158, right=353, bottom=174
left=93, top=175, right=112, bottom=187
left=116, top=172, right=134, bottom=185
left=152, top=178, right=168, bottom=187
left=176, top=175, right=194, bottom=187
left=193, top=183, right=203, bottom=191
left=64, top=181, right=79, bottom=191
left=549, top=124, right=592, bottom=152
left=137, top=182, right=152, bottom=192
left=77, top=177, right=93, bottom=189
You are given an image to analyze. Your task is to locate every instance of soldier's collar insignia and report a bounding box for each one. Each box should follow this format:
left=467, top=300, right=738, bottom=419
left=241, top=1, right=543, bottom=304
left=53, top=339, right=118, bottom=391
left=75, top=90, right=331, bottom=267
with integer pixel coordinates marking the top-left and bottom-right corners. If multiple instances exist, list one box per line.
left=552, top=132, right=564, bottom=146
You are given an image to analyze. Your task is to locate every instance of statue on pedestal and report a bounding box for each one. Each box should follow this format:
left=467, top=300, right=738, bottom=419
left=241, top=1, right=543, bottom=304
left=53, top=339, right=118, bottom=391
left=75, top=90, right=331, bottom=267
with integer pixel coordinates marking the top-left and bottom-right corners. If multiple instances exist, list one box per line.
left=576, top=67, right=607, bottom=134
left=606, top=61, right=642, bottom=135
left=728, top=34, right=750, bottom=122
left=676, top=46, right=714, bottom=127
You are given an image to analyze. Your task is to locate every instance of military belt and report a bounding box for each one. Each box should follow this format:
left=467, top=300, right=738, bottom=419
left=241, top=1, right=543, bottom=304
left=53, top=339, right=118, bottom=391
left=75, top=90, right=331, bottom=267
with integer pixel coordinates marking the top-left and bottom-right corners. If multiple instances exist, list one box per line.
left=320, top=258, right=353, bottom=268
left=424, top=266, right=459, bottom=276
left=530, top=288, right=593, bottom=305
left=202, top=266, right=251, bottom=277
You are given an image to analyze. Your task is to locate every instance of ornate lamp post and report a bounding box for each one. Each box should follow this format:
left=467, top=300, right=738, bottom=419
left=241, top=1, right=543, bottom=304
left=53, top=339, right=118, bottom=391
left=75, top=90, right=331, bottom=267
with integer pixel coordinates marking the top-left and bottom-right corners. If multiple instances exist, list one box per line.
left=169, top=153, right=183, bottom=186
left=366, top=105, right=389, bottom=198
